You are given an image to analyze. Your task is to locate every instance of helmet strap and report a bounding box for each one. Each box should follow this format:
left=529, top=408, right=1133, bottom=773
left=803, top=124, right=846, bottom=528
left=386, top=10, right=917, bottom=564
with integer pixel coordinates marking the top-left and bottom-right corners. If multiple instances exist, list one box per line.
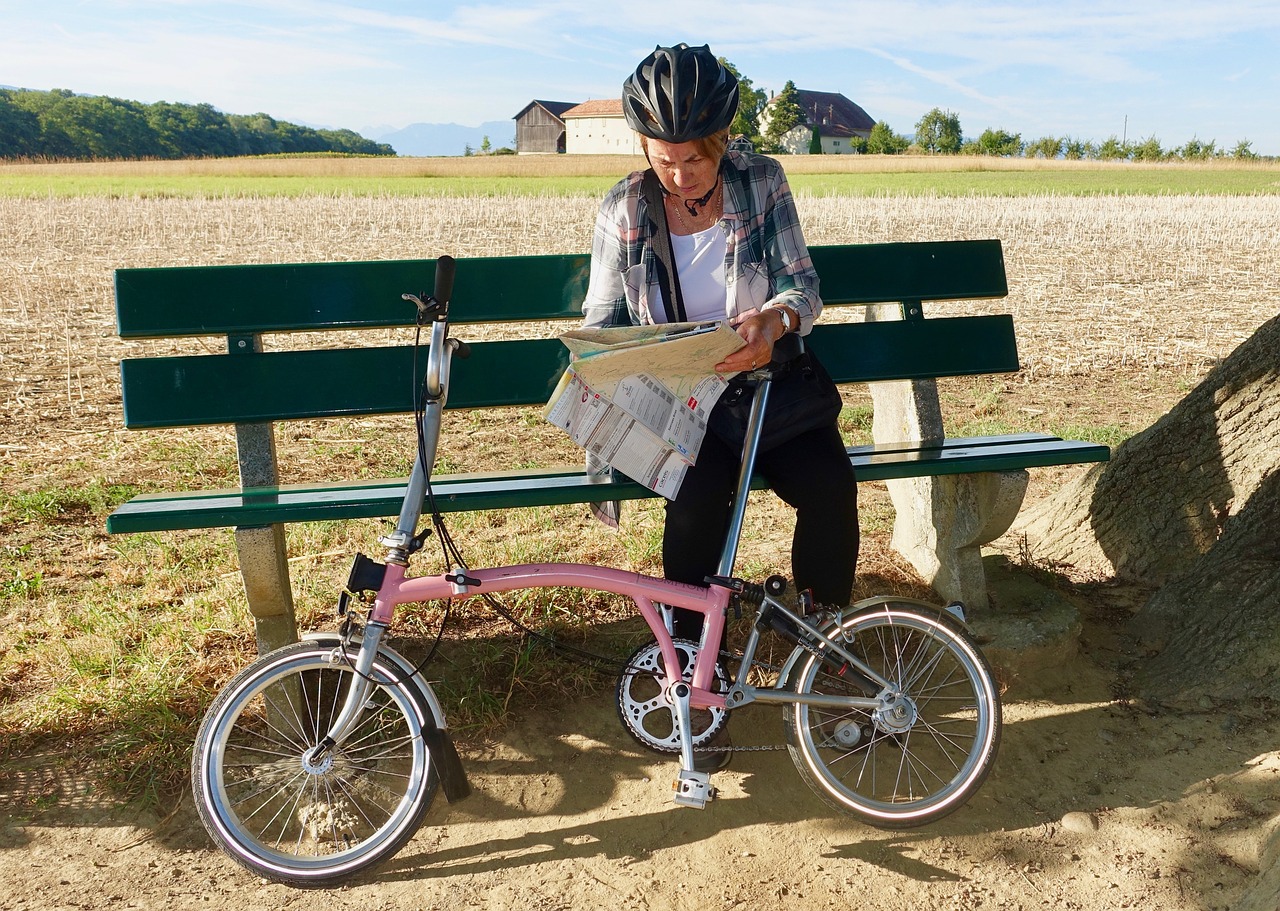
left=665, top=174, right=721, bottom=218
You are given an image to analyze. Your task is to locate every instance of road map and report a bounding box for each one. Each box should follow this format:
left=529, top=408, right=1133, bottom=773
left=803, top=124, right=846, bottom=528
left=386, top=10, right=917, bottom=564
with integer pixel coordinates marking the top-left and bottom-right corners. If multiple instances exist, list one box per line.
left=543, top=321, right=745, bottom=498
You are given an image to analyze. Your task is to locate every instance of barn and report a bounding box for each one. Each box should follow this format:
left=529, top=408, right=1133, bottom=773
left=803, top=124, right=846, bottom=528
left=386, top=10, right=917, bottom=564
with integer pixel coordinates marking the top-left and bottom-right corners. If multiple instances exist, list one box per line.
left=513, top=100, right=577, bottom=154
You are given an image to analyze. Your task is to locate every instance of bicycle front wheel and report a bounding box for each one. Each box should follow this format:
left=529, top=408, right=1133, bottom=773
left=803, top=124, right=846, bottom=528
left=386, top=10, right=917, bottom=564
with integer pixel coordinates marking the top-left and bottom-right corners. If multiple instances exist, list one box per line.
left=192, top=641, right=439, bottom=885
left=784, top=600, right=1001, bottom=827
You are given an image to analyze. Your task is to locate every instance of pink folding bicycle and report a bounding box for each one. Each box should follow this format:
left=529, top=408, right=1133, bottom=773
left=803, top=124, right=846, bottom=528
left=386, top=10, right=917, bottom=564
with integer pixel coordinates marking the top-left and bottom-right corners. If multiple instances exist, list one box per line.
left=191, top=257, right=1002, bottom=885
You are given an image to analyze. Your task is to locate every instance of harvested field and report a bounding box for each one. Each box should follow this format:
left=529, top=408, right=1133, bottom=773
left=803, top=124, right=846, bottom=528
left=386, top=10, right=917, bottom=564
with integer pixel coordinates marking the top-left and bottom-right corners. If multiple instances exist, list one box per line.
left=2, top=190, right=1280, bottom=911
left=4, top=192, right=1277, bottom=451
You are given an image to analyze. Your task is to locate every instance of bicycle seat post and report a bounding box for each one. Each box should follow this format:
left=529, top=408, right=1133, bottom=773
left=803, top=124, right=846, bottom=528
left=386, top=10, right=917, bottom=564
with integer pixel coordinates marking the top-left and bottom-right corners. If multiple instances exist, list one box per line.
left=714, top=370, right=773, bottom=578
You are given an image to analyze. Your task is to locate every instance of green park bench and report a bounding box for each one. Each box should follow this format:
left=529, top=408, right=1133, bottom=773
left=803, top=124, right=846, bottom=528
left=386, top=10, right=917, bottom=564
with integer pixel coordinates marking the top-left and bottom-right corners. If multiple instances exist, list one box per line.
left=106, top=239, right=1110, bottom=651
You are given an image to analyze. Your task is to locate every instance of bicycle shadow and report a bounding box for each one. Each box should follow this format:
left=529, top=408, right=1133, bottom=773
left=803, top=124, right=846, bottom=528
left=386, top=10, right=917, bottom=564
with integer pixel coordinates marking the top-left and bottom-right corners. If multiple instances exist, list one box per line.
left=363, top=649, right=1280, bottom=888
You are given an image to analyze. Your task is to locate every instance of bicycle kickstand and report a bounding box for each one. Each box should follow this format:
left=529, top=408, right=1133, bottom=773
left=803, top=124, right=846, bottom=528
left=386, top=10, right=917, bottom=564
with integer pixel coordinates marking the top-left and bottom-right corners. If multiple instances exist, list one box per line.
left=671, top=681, right=715, bottom=809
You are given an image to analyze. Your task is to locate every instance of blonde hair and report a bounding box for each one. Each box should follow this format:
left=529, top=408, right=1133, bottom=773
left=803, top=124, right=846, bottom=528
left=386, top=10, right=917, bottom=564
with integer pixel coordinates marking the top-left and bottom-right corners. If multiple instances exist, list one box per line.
left=640, top=129, right=731, bottom=161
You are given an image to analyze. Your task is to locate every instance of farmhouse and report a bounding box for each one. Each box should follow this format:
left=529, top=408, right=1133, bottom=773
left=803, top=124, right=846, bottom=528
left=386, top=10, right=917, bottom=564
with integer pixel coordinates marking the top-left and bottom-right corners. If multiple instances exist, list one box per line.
left=560, top=99, right=644, bottom=155
left=760, top=89, right=875, bottom=154
left=513, top=100, right=577, bottom=154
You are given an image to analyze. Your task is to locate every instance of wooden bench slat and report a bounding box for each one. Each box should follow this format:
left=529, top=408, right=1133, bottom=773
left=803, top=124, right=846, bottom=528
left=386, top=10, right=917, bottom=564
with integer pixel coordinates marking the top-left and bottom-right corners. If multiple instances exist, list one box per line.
left=115, top=253, right=594, bottom=337
left=119, top=315, right=1018, bottom=429
left=113, top=241, right=1004, bottom=339
left=811, top=240, right=1007, bottom=305
left=104, top=435, right=1108, bottom=534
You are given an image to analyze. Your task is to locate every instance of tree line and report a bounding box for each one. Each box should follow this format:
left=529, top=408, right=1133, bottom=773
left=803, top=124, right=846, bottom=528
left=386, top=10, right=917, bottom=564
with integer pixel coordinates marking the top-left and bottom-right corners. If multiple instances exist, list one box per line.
left=904, top=107, right=1262, bottom=161
left=0, top=88, right=394, bottom=160
left=719, top=60, right=1265, bottom=161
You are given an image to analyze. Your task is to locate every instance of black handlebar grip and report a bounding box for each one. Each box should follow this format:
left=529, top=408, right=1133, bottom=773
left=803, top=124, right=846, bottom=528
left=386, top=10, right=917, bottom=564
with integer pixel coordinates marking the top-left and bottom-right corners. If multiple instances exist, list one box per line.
left=433, top=255, right=456, bottom=307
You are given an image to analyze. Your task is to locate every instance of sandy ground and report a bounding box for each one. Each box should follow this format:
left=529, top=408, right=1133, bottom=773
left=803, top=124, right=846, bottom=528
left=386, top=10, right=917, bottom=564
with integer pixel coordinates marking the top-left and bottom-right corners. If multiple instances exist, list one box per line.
left=4, top=589, right=1280, bottom=911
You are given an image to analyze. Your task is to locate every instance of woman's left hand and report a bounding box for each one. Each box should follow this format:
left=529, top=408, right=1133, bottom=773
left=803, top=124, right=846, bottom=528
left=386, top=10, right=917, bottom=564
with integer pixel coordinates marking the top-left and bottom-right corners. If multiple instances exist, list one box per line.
left=716, top=308, right=784, bottom=373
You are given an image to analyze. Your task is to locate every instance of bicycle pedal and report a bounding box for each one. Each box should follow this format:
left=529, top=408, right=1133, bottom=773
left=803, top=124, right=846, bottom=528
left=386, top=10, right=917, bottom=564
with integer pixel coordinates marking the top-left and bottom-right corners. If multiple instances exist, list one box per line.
left=672, top=769, right=716, bottom=809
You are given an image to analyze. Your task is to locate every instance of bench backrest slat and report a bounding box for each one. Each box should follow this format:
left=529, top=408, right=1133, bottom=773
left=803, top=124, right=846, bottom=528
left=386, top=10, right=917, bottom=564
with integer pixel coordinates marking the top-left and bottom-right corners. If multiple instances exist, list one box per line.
left=810, top=240, right=1007, bottom=306
left=115, top=254, right=593, bottom=337
left=118, top=314, right=1017, bottom=429
left=116, top=239, right=1017, bottom=429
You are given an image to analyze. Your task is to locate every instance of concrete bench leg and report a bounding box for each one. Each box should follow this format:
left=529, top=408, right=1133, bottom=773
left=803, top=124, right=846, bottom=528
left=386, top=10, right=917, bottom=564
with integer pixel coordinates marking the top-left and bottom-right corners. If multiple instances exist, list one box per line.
left=880, top=470, right=1027, bottom=611
left=868, top=371, right=1027, bottom=611
left=234, top=524, right=300, bottom=654
left=233, top=406, right=299, bottom=653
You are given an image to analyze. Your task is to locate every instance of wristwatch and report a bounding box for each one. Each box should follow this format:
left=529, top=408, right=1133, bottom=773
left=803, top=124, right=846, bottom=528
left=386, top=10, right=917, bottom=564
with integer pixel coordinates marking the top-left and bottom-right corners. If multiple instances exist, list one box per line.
left=764, top=302, right=794, bottom=334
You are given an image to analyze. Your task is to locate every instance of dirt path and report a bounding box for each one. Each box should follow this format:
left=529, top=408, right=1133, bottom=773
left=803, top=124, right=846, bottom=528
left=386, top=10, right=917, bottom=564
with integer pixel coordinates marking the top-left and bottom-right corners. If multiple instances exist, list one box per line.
left=4, top=599, right=1279, bottom=911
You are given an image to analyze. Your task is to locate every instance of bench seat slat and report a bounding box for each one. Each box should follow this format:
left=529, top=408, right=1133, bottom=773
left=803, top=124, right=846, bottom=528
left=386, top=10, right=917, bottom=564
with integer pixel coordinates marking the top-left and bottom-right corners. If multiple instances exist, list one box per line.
left=105, top=435, right=1108, bottom=534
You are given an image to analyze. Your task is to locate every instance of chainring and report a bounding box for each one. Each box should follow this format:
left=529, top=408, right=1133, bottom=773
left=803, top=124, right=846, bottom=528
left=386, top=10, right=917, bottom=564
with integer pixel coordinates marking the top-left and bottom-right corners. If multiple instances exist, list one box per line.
left=615, top=638, right=728, bottom=754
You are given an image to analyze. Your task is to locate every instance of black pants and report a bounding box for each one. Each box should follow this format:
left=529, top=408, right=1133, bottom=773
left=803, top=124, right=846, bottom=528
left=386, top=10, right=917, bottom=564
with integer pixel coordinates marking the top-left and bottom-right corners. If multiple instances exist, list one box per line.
left=663, top=420, right=859, bottom=641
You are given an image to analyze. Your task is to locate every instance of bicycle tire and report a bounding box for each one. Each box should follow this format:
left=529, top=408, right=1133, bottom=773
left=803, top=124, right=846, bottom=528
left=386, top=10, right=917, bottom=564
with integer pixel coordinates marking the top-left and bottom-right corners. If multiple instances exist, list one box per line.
left=784, top=600, right=1001, bottom=827
left=192, top=641, right=439, bottom=885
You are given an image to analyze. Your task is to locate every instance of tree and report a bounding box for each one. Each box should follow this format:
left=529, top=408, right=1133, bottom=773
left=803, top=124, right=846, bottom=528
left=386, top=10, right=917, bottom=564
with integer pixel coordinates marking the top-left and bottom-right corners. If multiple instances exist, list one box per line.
left=1016, top=314, right=1280, bottom=705
left=0, top=90, right=41, bottom=157
left=1062, top=137, right=1095, bottom=160
left=914, top=107, right=962, bottom=153
left=1024, top=135, right=1062, bottom=159
left=0, top=88, right=394, bottom=160
left=719, top=58, right=766, bottom=147
left=808, top=125, right=823, bottom=154
left=1177, top=137, right=1217, bottom=160
left=1231, top=139, right=1258, bottom=160
left=1096, top=135, right=1132, bottom=161
left=761, top=81, right=806, bottom=153
left=480, top=135, right=492, bottom=154
left=866, top=120, right=908, bottom=154
left=1131, top=136, right=1165, bottom=162
left=977, top=128, right=1024, bottom=157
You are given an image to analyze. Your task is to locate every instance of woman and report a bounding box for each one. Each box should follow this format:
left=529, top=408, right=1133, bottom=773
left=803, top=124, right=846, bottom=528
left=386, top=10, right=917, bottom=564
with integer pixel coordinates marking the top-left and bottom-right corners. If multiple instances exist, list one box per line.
left=583, top=43, right=859, bottom=675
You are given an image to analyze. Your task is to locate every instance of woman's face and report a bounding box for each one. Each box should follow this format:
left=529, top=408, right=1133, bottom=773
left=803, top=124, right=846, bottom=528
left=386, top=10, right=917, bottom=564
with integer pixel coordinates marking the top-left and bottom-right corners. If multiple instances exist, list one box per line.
left=646, top=138, right=720, bottom=202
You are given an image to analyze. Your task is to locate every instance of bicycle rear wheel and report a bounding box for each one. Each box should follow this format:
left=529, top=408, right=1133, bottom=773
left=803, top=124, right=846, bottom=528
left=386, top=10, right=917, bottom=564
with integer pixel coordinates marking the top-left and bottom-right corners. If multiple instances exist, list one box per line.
left=192, top=641, right=439, bottom=885
left=784, top=599, right=1001, bottom=827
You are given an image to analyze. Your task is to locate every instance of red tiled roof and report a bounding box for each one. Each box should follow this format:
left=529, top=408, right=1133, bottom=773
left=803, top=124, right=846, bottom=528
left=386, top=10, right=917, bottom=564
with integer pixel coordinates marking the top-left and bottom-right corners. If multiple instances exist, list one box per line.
left=562, top=99, right=623, bottom=118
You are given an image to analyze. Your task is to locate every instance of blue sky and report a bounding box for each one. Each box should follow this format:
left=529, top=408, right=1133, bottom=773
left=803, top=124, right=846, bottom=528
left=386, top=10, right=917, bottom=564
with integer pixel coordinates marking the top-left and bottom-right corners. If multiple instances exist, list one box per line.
left=4, top=0, right=1279, bottom=155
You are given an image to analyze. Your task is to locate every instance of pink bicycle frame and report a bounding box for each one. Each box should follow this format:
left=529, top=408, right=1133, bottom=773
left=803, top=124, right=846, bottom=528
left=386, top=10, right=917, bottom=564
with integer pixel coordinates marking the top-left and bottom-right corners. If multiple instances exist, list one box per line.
left=370, top=561, right=732, bottom=709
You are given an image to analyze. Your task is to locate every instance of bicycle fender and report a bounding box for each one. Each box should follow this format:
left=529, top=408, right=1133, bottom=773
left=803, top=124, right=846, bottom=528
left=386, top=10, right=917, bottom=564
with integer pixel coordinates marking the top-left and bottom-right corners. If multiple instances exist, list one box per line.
left=422, top=724, right=472, bottom=803
left=301, top=631, right=449, bottom=727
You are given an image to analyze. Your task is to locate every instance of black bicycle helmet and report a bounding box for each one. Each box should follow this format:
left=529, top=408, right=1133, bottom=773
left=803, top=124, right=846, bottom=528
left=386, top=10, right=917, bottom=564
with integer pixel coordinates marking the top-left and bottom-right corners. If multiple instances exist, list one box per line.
left=622, top=43, right=739, bottom=143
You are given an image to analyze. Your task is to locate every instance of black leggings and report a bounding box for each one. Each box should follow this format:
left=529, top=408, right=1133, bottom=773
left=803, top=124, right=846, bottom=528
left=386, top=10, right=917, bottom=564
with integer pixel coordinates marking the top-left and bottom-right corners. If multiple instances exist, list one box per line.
left=663, top=421, right=859, bottom=640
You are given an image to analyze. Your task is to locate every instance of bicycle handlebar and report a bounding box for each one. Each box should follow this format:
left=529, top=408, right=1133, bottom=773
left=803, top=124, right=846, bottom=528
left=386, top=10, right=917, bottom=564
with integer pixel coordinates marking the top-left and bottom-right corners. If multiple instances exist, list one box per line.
left=433, top=254, right=456, bottom=309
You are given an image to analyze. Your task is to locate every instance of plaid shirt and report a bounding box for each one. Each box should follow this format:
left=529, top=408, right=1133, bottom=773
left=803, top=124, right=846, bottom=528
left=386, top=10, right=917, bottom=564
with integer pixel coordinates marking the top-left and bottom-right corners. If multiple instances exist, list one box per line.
left=582, top=151, right=822, bottom=332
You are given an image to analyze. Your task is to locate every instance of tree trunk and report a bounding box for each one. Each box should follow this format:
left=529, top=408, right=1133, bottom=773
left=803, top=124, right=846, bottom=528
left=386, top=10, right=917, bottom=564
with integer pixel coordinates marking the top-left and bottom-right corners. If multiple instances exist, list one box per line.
left=1016, top=314, right=1280, bottom=703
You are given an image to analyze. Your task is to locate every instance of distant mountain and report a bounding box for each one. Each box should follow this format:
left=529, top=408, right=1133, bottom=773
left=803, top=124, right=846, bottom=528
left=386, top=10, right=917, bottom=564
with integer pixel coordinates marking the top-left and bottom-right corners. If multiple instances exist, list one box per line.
left=372, top=121, right=515, bottom=157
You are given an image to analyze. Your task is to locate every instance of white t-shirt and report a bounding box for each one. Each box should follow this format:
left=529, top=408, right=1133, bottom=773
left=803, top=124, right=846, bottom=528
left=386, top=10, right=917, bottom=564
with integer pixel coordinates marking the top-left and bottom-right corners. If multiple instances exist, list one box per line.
left=656, top=226, right=728, bottom=323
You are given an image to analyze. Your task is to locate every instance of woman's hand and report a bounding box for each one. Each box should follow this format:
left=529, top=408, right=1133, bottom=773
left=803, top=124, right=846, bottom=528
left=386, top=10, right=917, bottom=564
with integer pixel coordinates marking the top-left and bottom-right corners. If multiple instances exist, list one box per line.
left=715, top=307, right=788, bottom=373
